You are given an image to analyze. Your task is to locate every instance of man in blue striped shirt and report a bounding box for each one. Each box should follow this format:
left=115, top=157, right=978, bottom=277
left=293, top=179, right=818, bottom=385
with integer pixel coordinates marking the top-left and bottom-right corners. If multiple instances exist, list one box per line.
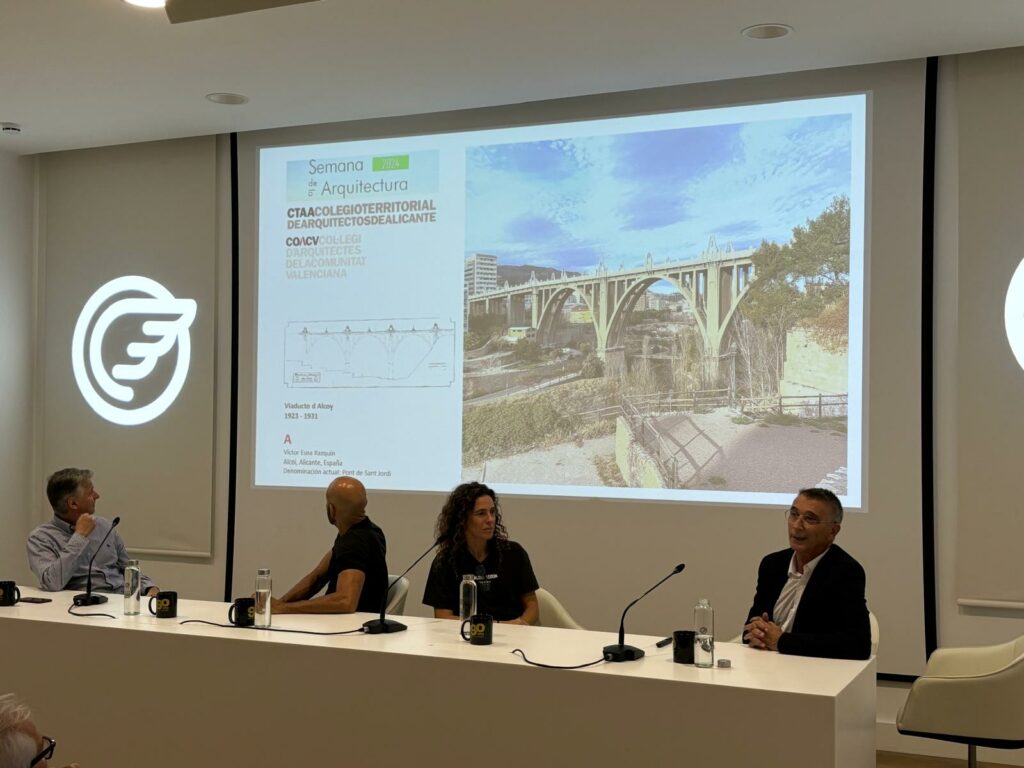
left=26, top=467, right=158, bottom=596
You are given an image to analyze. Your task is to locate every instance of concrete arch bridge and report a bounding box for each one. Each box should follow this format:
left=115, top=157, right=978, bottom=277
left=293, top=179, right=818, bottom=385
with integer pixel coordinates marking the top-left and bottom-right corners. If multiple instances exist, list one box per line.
left=467, top=243, right=755, bottom=378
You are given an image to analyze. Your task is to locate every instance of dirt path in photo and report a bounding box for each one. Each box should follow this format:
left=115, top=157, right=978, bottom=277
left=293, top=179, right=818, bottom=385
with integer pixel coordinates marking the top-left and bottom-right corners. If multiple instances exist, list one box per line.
left=659, top=409, right=846, bottom=492
left=463, top=436, right=614, bottom=486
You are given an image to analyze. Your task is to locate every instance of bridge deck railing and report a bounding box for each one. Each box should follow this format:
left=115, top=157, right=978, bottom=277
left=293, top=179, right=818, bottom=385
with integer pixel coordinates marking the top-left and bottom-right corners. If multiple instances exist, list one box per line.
left=738, top=393, right=848, bottom=419
left=572, top=388, right=733, bottom=424
left=466, top=253, right=756, bottom=302
left=625, top=389, right=732, bottom=414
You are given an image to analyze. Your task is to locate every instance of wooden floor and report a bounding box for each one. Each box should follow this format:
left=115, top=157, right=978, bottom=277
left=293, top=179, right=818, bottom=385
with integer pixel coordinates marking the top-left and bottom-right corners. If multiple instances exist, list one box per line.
left=878, top=751, right=1014, bottom=767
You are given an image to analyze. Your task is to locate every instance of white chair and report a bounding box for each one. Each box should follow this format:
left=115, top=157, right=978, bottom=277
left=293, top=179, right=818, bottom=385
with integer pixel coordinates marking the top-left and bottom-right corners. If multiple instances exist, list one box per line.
left=385, top=575, right=410, bottom=615
left=535, top=587, right=585, bottom=630
left=897, top=635, right=1024, bottom=768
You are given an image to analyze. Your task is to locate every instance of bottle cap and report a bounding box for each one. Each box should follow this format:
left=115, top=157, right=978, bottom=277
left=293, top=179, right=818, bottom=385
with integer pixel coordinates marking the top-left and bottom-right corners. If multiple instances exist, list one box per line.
left=717, top=658, right=732, bottom=668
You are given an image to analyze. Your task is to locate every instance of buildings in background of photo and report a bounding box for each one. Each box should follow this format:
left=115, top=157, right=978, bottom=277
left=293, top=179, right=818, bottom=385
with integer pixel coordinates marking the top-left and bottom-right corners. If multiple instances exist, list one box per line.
left=465, top=253, right=498, bottom=295
left=506, top=326, right=537, bottom=342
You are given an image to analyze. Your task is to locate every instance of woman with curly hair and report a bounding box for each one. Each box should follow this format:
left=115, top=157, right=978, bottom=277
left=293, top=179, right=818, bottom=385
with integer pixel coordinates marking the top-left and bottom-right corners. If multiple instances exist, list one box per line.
left=421, top=482, right=539, bottom=624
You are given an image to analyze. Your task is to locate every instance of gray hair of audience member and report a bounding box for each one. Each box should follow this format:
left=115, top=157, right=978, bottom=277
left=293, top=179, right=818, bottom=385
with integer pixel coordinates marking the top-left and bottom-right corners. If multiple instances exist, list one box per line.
left=46, top=467, right=93, bottom=516
left=797, top=486, right=844, bottom=523
left=0, top=694, right=36, bottom=768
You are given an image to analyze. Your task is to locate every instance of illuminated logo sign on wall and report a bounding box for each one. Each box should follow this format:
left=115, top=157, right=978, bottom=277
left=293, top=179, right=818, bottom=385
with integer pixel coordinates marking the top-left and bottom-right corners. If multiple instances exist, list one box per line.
left=1007, top=259, right=1024, bottom=373
left=72, top=276, right=198, bottom=426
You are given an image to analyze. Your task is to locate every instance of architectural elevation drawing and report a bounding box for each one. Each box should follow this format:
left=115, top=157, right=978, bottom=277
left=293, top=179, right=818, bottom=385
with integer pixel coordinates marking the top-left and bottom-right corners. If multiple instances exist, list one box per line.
left=285, top=318, right=456, bottom=388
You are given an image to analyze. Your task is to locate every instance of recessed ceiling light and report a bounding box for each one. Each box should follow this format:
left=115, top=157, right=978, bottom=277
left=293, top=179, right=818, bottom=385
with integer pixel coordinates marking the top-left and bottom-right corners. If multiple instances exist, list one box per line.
left=205, top=92, right=250, bottom=106
left=741, top=23, right=793, bottom=40
left=124, top=0, right=167, bottom=8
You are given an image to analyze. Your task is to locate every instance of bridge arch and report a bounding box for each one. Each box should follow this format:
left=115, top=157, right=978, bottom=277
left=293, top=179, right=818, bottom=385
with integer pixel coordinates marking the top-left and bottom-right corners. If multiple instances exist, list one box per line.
left=604, top=276, right=709, bottom=353
left=464, top=250, right=756, bottom=381
left=535, top=285, right=599, bottom=348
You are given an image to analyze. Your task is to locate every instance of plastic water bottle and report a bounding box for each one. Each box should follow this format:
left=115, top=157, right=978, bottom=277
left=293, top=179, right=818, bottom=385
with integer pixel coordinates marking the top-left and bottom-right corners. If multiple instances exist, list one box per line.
left=255, top=568, right=272, bottom=628
left=123, top=559, right=141, bottom=615
left=459, top=574, right=477, bottom=621
left=694, top=597, right=714, bottom=668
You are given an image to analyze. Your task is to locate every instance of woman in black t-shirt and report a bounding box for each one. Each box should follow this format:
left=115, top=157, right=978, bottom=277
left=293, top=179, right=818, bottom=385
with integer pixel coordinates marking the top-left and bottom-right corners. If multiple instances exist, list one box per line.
left=422, top=482, right=539, bottom=624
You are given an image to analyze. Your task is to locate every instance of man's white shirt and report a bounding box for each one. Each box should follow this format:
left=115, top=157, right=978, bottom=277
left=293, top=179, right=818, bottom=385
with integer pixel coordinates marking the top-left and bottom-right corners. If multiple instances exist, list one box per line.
left=772, top=547, right=830, bottom=632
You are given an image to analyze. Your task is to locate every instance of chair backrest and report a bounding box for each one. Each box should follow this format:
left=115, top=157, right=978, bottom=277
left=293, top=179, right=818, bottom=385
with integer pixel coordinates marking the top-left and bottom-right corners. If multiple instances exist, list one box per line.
left=535, top=587, right=584, bottom=630
left=386, top=575, right=410, bottom=615
left=1013, top=635, right=1024, bottom=661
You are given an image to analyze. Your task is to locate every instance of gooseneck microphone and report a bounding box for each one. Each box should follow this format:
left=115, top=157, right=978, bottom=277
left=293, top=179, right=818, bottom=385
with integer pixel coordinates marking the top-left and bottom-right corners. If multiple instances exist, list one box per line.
left=73, top=516, right=121, bottom=607
left=362, top=536, right=442, bottom=635
left=602, top=563, right=685, bottom=662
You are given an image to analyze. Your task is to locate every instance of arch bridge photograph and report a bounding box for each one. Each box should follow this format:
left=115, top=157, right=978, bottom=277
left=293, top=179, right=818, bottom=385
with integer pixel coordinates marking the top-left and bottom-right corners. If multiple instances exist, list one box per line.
left=460, top=112, right=858, bottom=495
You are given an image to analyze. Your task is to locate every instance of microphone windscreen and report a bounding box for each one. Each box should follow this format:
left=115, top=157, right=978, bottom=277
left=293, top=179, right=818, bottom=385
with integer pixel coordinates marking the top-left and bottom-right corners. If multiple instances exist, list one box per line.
left=111, top=516, right=122, bottom=527
left=673, top=563, right=686, bottom=573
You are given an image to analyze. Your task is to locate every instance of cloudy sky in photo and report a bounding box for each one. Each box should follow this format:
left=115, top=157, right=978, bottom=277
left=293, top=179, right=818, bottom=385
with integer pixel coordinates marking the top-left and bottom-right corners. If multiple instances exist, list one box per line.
left=464, top=112, right=853, bottom=273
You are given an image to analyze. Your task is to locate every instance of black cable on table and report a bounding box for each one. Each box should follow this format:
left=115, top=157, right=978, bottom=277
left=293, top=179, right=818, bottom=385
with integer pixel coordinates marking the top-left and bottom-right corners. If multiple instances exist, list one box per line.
left=67, top=604, right=116, bottom=620
left=511, top=648, right=606, bottom=669
left=179, top=619, right=366, bottom=636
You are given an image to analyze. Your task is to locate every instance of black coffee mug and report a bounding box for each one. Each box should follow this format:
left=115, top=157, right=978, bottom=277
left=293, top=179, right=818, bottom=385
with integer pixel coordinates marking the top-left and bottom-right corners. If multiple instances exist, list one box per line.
left=148, top=591, right=178, bottom=619
left=460, top=614, right=494, bottom=645
left=673, top=630, right=695, bottom=664
left=0, top=581, right=20, bottom=606
left=229, top=597, right=256, bottom=627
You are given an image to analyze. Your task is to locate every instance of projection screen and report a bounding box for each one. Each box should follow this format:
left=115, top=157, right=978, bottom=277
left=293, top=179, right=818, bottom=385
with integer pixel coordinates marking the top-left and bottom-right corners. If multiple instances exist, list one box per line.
left=255, top=95, right=866, bottom=507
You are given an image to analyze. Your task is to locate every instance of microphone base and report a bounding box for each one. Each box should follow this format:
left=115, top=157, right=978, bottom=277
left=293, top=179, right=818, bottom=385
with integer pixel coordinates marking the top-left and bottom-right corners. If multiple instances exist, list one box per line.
left=362, top=618, right=407, bottom=635
left=72, top=593, right=108, bottom=607
left=602, top=643, right=645, bottom=662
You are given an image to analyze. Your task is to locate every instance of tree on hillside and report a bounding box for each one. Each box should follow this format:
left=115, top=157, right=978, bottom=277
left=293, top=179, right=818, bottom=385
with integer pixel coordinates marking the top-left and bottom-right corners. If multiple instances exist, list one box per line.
left=734, top=195, right=851, bottom=396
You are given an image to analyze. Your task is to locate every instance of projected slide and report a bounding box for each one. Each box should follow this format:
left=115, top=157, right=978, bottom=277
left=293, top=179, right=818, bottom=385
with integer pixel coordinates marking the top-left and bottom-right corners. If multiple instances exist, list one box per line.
left=257, top=94, right=865, bottom=505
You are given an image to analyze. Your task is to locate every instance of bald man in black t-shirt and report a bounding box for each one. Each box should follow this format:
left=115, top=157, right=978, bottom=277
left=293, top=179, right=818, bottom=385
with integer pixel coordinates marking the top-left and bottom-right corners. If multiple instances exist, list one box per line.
left=272, top=476, right=388, bottom=614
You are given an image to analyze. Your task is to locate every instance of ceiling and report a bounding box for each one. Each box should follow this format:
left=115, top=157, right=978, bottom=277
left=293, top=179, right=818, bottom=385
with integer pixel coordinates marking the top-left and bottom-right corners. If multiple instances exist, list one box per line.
left=2, top=0, right=1023, bottom=155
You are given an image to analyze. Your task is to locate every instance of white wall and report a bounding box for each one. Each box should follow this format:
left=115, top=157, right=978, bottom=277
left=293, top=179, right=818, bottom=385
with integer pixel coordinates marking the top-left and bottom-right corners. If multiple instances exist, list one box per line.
left=877, top=48, right=1024, bottom=766
left=0, top=149, right=37, bottom=585
left=28, top=136, right=231, bottom=600
left=124, top=135, right=233, bottom=599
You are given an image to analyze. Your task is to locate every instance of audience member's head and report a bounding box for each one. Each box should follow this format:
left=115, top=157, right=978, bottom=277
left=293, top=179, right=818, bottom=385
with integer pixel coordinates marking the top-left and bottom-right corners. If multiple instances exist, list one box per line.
left=0, top=693, right=61, bottom=768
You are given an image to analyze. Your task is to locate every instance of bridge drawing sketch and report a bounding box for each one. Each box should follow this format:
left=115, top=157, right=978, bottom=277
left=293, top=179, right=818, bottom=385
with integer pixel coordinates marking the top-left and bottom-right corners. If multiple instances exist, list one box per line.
left=285, top=318, right=455, bottom=388
left=466, top=239, right=755, bottom=378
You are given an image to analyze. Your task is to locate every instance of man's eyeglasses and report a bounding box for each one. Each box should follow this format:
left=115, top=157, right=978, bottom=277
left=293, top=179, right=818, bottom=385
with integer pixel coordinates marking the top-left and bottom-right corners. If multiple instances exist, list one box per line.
left=786, top=509, right=834, bottom=527
left=30, top=736, right=56, bottom=767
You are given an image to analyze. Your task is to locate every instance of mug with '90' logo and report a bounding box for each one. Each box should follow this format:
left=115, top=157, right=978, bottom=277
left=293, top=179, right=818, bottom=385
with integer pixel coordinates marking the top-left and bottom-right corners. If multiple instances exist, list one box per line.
left=460, top=614, right=494, bottom=645
left=148, top=591, right=178, bottom=618
left=229, top=597, right=256, bottom=627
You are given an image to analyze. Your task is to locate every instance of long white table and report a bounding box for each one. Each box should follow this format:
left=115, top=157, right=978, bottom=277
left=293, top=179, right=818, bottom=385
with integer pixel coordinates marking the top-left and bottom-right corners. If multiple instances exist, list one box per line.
left=0, top=586, right=875, bottom=767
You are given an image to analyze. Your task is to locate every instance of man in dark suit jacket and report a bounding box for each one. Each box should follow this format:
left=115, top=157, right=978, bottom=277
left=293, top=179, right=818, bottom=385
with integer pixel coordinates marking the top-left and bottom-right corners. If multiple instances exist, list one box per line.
left=743, top=488, right=871, bottom=660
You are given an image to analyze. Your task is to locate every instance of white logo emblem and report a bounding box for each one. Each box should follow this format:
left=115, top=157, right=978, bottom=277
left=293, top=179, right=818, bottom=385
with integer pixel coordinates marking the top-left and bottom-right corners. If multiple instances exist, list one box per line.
left=72, top=276, right=197, bottom=426
left=1007, top=259, right=1024, bottom=372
